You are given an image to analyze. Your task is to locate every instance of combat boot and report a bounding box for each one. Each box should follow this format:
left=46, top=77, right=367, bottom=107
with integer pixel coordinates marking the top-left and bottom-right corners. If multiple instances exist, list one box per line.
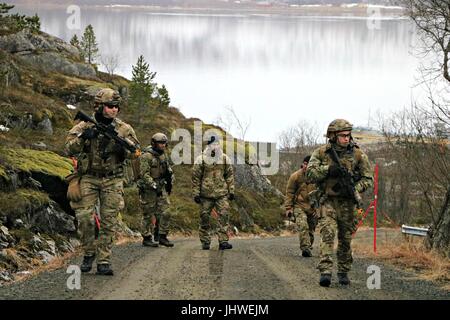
left=319, top=273, right=332, bottom=287
left=159, top=234, right=174, bottom=247
left=338, top=272, right=350, bottom=285
left=202, top=243, right=210, bottom=250
left=142, top=235, right=158, bottom=247
left=301, top=249, right=312, bottom=257
left=219, top=242, right=233, bottom=250
left=80, top=255, right=95, bottom=272
left=96, top=263, right=114, bottom=276
left=153, top=231, right=160, bottom=243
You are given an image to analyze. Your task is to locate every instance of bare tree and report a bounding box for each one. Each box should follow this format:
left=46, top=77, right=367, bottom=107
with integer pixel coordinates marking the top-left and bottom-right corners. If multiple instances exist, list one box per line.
left=214, top=106, right=251, bottom=141
left=278, top=120, right=321, bottom=153
left=401, top=0, right=450, bottom=256
left=404, top=0, right=450, bottom=82
left=101, top=53, right=120, bottom=77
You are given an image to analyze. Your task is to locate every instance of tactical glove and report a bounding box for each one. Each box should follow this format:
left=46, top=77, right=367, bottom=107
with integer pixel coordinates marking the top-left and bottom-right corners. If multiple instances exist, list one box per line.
left=80, top=127, right=98, bottom=140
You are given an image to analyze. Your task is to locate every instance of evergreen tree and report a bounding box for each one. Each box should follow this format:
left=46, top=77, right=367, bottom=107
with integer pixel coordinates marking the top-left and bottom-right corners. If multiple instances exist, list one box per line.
left=80, top=24, right=99, bottom=65
left=0, top=3, right=14, bottom=16
left=157, top=84, right=170, bottom=108
left=70, top=34, right=80, bottom=47
left=129, top=55, right=156, bottom=123
left=70, top=34, right=83, bottom=60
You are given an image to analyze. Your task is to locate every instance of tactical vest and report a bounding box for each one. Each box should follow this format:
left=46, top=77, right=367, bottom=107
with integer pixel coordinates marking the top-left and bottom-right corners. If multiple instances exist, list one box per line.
left=78, top=119, right=129, bottom=177
left=143, top=147, right=170, bottom=181
left=320, top=144, right=363, bottom=197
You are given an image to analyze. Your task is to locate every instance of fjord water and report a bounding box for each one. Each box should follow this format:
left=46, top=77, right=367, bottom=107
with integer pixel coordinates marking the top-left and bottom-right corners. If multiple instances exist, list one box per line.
left=14, top=5, right=418, bottom=142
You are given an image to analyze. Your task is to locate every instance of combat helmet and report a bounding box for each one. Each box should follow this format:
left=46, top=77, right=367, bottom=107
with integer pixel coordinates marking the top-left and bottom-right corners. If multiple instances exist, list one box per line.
left=326, top=119, right=353, bottom=139
left=94, top=88, right=122, bottom=109
left=151, top=133, right=168, bottom=145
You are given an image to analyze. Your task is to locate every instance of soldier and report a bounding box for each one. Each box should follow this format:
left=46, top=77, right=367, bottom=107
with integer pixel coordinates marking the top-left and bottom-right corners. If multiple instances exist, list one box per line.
left=137, top=133, right=174, bottom=248
left=65, top=88, right=140, bottom=276
left=285, top=155, right=318, bottom=257
left=192, top=136, right=235, bottom=250
left=306, top=119, right=373, bottom=287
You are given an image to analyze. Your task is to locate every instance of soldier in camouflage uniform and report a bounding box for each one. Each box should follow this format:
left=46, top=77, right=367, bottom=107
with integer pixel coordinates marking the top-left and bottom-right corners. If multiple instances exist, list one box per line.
left=285, top=155, right=318, bottom=257
left=192, top=136, right=235, bottom=250
left=65, top=88, right=140, bottom=276
left=306, top=119, right=373, bottom=287
left=137, top=133, right=174, bottom=248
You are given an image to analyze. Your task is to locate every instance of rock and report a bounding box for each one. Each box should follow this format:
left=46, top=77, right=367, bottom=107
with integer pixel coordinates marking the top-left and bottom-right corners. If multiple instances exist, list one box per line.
left=19, top=51, right=96, bottom=78
left=12, top=219, right=24, bottom=228
left=30, top=201, right=76, bottom=235
left=35, top=115, right=53, bottom=135
left=0, top=225, right=14, bottom=248
left=45, top=239, right=56, bottom=256
left=37, top=250, right=55, bottom=264
left=0, top=270, right=13, bottom=283
left=69, top=238, right=81, bottom=249
left=0, top=30, right=35, bottom=53
left=30, top=234, right=44, bottom=252
left=0, top=30, right=96, bottom=78
left=235, top=162, right=283, bottom=197
left=32, top=142, right=47, bottom=150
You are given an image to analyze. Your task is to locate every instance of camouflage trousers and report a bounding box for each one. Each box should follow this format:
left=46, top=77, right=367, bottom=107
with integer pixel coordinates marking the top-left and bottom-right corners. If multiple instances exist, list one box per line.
left=139, top=189, right=171, bottom=237
left=317, top=198, right=355, bottom=274
left=294, top=208, right=318, bottom=251
left=70, top=175, right=124, bottom=264
left=198, top=196, right=230, bottom=245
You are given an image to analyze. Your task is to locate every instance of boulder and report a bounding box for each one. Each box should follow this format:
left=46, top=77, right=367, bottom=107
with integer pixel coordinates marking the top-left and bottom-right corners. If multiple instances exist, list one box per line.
left=30, top=201, right=76, bottom=235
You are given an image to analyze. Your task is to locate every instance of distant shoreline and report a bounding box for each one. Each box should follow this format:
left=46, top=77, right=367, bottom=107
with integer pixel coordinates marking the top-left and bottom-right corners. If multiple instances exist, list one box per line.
left=13, top=3, right=408, bottom=18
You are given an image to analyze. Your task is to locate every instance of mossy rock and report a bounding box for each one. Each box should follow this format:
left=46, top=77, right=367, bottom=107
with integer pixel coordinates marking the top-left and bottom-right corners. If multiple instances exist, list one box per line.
left=0, top=188, right=50, bottom=217
left=0, top=146, right=73, bottom=180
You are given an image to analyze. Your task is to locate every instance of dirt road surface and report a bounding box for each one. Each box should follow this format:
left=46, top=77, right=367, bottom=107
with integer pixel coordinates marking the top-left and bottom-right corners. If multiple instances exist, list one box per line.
left=0, top=230, right=448, bottom=300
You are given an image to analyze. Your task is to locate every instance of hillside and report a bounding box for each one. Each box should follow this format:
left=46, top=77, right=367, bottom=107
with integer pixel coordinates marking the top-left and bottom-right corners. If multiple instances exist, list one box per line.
left=0, top=26, right=283, bottom=282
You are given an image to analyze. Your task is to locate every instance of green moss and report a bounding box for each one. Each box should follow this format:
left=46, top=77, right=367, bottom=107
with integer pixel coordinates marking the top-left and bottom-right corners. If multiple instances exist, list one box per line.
left=0, top=146, right=73, bottom=180
left=0, top=165, right=8, bottom=180
left=0, top=188, right=50, bottom=217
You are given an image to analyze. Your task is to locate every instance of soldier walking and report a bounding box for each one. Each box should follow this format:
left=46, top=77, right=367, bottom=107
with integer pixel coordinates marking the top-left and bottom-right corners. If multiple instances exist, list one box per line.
left=192, top=136, right=235, bottom=250
left=65, top=88, right=140, bottom=276
left=285, top=155, right=318, bottom=257
left=306, top=119, right=373, bottom=287
left=137, top=133, right=174, bottom=247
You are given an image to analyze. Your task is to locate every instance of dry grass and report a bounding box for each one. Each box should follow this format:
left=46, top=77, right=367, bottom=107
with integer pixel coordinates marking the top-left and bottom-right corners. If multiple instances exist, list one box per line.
left=353, top=238, right=450, bottom=290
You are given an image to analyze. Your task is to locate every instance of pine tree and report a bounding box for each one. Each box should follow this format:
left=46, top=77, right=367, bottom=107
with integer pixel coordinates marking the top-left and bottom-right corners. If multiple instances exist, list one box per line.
left=157, top=84, right=170, bottom=108
left=0, top=3, right=14, bottom=16
left=70, top=34, right=83, bottom=60
left=129, top=55, right=156, bottom=124
left=70, top=34, right=80, bottom=47
left=80, top=24, right=99, bottom=65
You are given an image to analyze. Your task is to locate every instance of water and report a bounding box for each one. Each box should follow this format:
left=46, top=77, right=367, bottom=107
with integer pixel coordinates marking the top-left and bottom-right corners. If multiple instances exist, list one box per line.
left=13, top=5, right=420, bottom=142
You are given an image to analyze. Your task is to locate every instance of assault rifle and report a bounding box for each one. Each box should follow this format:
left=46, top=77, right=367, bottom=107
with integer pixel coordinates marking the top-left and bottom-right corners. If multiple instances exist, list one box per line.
left=74, top=110, right=141, bottom=157
left=328, top=144, right=363, bottom=210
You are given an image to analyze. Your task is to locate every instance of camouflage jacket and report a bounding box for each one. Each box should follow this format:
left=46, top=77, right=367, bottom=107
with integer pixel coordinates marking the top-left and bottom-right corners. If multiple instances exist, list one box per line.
left=306, top=142, right=373, bottom=198
left=137, top=147, right=173, bottom=193
left=285, top=168, right=316, bottom=213
left=65, top=115, right=140, bottom=176
left=192, top=148, right=234, bottom=199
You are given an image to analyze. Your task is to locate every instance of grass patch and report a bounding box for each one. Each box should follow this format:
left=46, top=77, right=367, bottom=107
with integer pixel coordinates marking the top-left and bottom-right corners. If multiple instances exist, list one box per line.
left=353, top=238, right=450, bottom=289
